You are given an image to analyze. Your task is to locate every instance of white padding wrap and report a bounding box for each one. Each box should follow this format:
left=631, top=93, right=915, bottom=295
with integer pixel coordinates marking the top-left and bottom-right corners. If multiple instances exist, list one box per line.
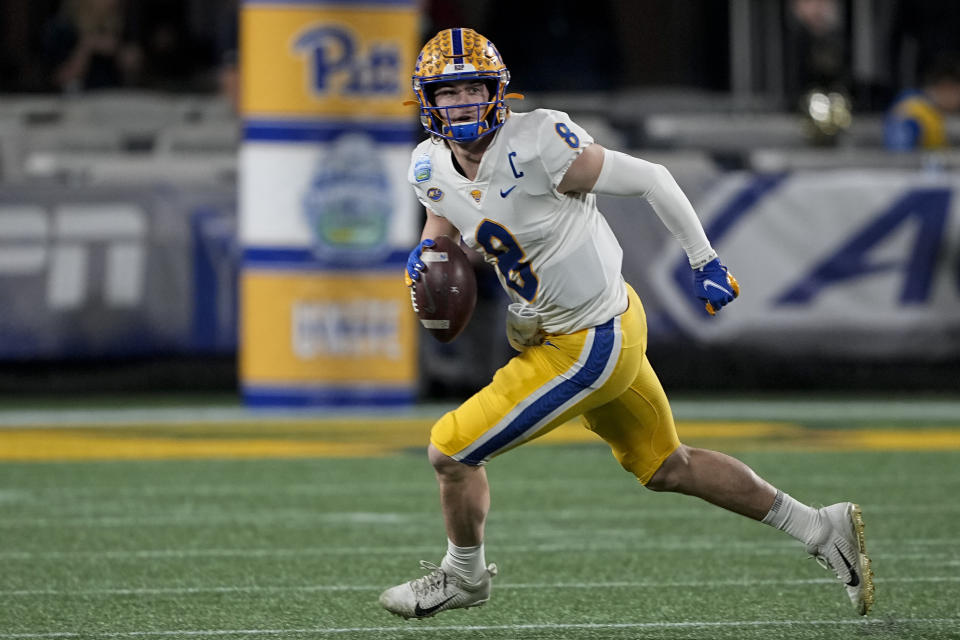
left=592, top=148, right=717, bottom=268
left=505, top=302, right=542, bottom=352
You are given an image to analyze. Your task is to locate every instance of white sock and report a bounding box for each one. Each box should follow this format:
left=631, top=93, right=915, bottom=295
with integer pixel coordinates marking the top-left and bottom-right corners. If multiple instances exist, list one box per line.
left=440, top=539, right=486, bottom=583
left=761, top=490, right=823, bottom=546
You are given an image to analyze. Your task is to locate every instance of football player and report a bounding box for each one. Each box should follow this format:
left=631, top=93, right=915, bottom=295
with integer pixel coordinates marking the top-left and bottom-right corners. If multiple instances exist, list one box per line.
left=380, top=27, right=873, bottom=620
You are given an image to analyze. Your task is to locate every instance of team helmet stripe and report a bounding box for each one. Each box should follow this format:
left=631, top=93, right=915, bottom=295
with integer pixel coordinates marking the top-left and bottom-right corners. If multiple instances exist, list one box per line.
left=458, top=318, right=621, bottom=464
left=451, top=28, right=464, bottom=63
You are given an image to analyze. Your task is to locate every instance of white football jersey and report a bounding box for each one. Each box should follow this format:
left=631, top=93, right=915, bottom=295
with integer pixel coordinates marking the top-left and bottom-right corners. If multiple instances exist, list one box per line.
left=408, top=109, right=627, bottom=335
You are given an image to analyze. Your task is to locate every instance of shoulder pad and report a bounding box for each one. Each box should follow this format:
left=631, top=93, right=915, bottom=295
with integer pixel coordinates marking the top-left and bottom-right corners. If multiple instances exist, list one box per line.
left=510, top=109, right=593, bottom=193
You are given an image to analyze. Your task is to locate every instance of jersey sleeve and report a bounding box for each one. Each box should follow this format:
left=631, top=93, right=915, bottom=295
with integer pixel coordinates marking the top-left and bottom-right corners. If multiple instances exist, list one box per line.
left=511, top=109, right=594, bottom=195
left=412, top=188, right=433, bottom=210
left=535, top=110, right=593, bottom=188
left=407, top=144, right=442, bottom=212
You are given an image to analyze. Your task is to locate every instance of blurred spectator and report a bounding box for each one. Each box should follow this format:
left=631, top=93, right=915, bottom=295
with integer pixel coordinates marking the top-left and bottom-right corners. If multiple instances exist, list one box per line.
left=213, top=0, right=239, bottom=111
left=42, top=0, right=142, bottom=92
left=884, top=57, right=960, bottom=151
left=216, top=48, right=239, bottom=115
left=783, top=0, right=851, bottom=108
left=136, top=2, right=201, bottom=91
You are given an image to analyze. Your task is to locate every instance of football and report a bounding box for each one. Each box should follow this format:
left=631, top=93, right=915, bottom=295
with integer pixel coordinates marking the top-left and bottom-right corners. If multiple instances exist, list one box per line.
left=412, top=235, right=477, bottom=343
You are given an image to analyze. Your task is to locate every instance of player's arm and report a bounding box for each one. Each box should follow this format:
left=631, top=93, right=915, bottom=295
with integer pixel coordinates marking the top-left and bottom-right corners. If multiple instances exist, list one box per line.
left=406, top=208, right=460, bottom=285
left=572, top=144, right=739, bottom=315
left=557, top=142, right=605, bottom=194
left=421, top=208, right=460, bottom=244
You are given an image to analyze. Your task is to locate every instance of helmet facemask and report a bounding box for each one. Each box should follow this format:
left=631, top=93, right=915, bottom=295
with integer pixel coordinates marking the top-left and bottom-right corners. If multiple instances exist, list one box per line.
left=416, top=76, right=507, bottom=142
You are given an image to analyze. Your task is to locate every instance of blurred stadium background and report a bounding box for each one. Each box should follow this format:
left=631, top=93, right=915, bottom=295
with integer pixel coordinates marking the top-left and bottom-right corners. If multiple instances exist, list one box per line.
left=0, top=0, right=960, bottom=399
left=2, top=1, right=960, bottom=638
left=2, top=0, right=959, bottom=400
left=0, top=0, right=957, bottom=399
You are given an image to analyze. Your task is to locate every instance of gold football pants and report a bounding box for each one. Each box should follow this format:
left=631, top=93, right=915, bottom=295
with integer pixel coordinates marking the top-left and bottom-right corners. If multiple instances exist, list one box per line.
left=430, top=284, right=680, bottom=484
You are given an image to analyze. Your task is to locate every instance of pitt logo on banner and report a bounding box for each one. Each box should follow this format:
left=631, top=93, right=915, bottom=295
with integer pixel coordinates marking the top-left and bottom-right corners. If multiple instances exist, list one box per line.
left=241, top=1, right=418, bottom=118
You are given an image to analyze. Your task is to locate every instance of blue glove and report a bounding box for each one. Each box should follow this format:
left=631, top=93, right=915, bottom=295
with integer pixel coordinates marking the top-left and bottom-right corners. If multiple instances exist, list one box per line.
left=693, top=257, right=740, bottom=316
left=404, top=238, right=435, bottom=285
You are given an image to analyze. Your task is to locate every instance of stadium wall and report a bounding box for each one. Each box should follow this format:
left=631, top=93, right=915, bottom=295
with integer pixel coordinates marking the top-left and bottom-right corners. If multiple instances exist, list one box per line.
left=2, top=163, right=959, bottom=395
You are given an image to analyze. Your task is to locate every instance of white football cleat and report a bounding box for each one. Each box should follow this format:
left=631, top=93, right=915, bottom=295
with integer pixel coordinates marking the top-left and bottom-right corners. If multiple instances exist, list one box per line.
left=379, top=560, right=498, bottom=619
left=806, top=502, right=875, bottom=615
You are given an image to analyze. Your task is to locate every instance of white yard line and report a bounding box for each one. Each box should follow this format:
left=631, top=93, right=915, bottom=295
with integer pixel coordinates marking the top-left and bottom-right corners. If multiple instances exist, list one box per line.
left=0, top=618, right=957, bottom=639
left=1, top=575, right=958, bottom=598
left=0, top=501, right=956, bottom=529
left=0, top=535, right=955, bottom=561
left=4, top=474, right=957, bottom=502
left=2, top=398, right=960, bottom=428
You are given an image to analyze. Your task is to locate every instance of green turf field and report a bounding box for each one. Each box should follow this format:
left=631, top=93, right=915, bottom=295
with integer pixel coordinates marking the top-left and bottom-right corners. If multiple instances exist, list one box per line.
left=1, top=400, right=959, bottom=639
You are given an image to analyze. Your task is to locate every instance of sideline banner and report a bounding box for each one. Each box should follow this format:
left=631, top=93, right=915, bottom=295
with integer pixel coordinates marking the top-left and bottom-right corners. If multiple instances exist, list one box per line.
left=647, top=170, right=960, bottom=358
left=239, top=0, right=420, bottom=406
left=0, top=184, right=236, bottom=358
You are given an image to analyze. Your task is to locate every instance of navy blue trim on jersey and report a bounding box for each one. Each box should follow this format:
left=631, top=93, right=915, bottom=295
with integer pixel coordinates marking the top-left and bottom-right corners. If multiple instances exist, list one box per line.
left=244, top=119, right=415, bottom=144
left=461, top=318, right=616, bottom=464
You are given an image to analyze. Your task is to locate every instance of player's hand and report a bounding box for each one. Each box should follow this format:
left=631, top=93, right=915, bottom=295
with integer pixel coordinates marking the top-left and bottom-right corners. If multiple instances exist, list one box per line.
left=693, top=257, right=740, bottom=316
left=404, top=238, right=435, bottom=286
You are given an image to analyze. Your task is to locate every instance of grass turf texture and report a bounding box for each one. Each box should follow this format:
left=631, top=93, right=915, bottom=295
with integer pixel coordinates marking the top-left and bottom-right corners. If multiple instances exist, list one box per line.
left=1, top=423, right=959, bottom=638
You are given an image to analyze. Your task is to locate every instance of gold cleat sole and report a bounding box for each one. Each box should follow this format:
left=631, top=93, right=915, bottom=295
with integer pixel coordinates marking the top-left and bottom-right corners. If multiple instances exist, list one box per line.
left=851, top=503, right=875, bottom=615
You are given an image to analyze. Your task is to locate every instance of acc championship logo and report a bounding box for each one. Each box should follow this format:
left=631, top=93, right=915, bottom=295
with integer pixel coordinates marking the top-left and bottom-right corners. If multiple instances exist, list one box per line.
left=302, top=132, right=391, bottom=262
left=414, top=154, right=431, bottom=182
left=293, top=24, right=401, bottom=96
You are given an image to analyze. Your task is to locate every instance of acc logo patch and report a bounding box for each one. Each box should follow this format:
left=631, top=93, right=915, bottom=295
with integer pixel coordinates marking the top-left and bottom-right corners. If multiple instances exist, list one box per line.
left=414, top=154, right=431, bottom=182
left=427, top=187, right=444, bottom=201
left=470, top=189, right=482, bottom=203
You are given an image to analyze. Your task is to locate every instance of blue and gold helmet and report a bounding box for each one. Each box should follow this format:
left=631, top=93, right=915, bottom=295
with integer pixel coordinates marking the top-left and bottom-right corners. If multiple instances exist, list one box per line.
left=412, top=28, right=511, bottom=143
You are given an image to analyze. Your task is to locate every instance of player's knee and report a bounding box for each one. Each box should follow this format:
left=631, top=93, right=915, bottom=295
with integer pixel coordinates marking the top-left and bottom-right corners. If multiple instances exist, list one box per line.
left=428, top=443, right=471, bottom=478
left=645, top=444, right=692, bottom=492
